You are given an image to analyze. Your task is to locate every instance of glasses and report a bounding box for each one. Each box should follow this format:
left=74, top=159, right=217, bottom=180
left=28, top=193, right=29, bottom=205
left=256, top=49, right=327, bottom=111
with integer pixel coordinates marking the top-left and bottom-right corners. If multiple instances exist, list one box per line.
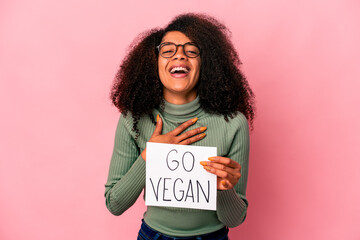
left=156, top=42, right=201, bottom=58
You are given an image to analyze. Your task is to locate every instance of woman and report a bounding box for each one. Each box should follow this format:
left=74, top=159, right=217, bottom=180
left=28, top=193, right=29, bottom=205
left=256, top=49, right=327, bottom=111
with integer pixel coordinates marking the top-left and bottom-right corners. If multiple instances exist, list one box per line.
left=105, top=13, right=255, bottom=240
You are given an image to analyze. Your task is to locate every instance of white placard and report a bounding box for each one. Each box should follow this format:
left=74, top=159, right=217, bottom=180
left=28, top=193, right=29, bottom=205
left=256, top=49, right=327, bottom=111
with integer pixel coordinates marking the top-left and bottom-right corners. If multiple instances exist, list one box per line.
left=145, top=142, right=217, bottom=211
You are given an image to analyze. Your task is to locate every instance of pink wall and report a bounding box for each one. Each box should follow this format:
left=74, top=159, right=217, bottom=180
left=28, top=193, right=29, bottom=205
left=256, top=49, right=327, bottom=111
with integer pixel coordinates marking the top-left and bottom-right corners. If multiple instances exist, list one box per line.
left=1, top=0, right=359, bottom=239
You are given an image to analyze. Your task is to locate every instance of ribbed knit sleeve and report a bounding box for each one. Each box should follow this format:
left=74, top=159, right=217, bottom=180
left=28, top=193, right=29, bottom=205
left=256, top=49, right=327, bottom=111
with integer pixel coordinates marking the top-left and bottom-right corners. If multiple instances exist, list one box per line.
left=216, top=113, right=250, bottom=227
left=104, top=114, right=145, bottom=216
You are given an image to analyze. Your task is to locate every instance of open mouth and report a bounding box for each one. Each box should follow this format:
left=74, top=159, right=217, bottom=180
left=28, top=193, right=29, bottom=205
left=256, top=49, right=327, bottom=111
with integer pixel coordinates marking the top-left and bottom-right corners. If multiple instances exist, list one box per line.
left=169, top=66, right=190, bottom=78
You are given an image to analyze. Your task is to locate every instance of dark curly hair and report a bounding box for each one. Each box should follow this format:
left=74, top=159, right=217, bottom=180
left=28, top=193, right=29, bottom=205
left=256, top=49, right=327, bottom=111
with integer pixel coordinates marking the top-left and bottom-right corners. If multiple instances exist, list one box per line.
left=110, top=13, right=256, bottom=137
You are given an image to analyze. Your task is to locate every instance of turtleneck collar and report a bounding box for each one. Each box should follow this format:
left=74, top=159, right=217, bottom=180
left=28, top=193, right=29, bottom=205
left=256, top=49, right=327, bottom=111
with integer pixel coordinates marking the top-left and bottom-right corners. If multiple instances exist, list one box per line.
left=160, top=96, right=205, bottom=122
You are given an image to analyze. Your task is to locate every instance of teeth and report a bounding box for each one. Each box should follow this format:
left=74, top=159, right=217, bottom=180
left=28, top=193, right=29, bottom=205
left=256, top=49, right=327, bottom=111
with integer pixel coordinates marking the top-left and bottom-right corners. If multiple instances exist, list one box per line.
left=170, top=67, right=189, bottom=73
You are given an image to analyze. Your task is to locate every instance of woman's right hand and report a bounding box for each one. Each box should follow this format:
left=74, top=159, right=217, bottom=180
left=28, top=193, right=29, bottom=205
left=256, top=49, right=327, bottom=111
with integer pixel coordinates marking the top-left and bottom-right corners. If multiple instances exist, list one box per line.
left=141, top=115, right=207, bottom=161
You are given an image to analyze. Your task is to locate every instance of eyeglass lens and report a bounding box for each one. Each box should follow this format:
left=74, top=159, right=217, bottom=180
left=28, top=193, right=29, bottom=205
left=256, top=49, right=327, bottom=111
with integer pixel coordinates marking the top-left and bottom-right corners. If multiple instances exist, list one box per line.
left=159, top=43, right=200, bottom=58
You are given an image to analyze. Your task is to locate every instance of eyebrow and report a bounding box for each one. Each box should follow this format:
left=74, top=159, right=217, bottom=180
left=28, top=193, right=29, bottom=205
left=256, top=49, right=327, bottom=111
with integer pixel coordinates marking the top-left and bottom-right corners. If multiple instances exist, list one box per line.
left=159, top=41, right=196, bottom=45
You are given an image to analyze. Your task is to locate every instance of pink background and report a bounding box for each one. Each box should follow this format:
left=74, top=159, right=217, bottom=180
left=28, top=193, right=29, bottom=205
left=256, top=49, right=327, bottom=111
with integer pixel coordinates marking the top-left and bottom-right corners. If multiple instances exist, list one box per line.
left=1, top=0, right=359, bottom=239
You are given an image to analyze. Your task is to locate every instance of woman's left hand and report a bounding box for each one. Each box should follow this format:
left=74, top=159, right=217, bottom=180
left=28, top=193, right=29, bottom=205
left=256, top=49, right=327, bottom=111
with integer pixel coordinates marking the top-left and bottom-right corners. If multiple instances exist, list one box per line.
left=200, top=157, right=241, bottom=190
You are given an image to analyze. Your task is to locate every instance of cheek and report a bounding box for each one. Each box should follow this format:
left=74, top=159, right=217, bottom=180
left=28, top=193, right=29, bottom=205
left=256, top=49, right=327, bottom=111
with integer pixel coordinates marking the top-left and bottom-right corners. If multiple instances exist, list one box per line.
left=194, top=60, right=201, bottom=77
left=158, top=59, right=167, bottom=73
left=158, top=59, right=168, bottom=84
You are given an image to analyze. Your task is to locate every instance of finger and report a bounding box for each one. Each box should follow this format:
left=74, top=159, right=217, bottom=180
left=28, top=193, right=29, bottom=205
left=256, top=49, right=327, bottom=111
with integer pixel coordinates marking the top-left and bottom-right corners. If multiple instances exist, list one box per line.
left=170, top=117, right=198, bottom=136
left=221, top=180, right=234, bottom=189
left=178, top=132, right=206, bottom=145
left=177, top=126, right=207, bottom=142
left=152, top=114, right=163, bottom=137
left=201, top=161, right=240, bottom=177
left=208, top=156, right=241, bottom=169
left=203, top=165, right=237, bottom=180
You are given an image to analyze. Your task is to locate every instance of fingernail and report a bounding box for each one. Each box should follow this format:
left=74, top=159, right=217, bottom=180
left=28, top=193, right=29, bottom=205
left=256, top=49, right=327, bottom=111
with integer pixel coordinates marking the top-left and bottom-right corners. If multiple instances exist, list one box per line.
left=203, top=166, right=211, bottom=171
left=201, top=133, right=206, bottom=138
left=192, top=117, right=198, bottom=123
left=156, top=114, right=159, bottom=122
left=221, top=180, right=228, bottom=187
left=208, top=157, right=215, bottom=161
left=200, top=127, right=207, bottom=132
left=200, top=161, right=207, bottom=166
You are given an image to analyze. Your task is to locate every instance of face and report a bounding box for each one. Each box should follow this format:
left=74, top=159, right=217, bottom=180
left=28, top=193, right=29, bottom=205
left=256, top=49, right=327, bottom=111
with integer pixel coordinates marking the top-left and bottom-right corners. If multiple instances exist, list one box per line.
left=158, top=31, right=201, bottom=104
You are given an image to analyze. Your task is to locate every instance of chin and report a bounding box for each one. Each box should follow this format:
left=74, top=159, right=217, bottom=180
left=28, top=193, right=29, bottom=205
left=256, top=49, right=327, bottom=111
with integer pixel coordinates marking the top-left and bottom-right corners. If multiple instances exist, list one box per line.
left=168, top=84, right=193, bottom=93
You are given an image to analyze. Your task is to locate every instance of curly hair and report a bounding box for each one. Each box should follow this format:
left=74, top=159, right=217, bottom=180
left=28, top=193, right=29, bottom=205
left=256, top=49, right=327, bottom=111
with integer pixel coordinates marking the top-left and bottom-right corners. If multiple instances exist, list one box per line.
left=110, top=13, right=256, bottom=137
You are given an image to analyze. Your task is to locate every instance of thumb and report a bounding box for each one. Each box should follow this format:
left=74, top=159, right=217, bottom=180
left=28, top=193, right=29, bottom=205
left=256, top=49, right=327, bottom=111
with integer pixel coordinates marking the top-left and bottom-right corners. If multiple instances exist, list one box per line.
left=152, top=114, right=163, bottom=136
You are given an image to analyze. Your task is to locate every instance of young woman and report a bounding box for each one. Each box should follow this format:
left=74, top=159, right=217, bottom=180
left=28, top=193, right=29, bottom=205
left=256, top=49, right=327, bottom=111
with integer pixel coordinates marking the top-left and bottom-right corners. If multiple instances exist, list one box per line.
left=105, top=13, right=255, bottom=240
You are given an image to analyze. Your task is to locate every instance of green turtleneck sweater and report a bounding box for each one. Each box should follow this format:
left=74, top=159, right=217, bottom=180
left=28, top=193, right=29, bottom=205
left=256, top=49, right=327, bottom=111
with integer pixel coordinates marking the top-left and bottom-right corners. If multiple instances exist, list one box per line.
left=104, top=97, right=249, bottom=237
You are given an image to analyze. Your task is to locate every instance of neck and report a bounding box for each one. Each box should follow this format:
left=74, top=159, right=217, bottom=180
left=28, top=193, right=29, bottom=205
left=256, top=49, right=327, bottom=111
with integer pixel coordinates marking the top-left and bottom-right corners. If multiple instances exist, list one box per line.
left=163, top=90, right=197, bottom=105
left=161, top=95, right=204, bottom=122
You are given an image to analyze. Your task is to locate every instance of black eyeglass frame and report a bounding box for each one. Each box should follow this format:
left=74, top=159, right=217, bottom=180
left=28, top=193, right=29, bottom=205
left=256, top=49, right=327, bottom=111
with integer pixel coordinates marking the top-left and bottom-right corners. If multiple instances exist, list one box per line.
left=156, top=42, right=201, bottom=58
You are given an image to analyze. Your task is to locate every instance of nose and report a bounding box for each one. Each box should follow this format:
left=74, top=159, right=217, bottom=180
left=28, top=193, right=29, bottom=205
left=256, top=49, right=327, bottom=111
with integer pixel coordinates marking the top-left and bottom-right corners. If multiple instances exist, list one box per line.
left=172, top=45, right=187, bottom=60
